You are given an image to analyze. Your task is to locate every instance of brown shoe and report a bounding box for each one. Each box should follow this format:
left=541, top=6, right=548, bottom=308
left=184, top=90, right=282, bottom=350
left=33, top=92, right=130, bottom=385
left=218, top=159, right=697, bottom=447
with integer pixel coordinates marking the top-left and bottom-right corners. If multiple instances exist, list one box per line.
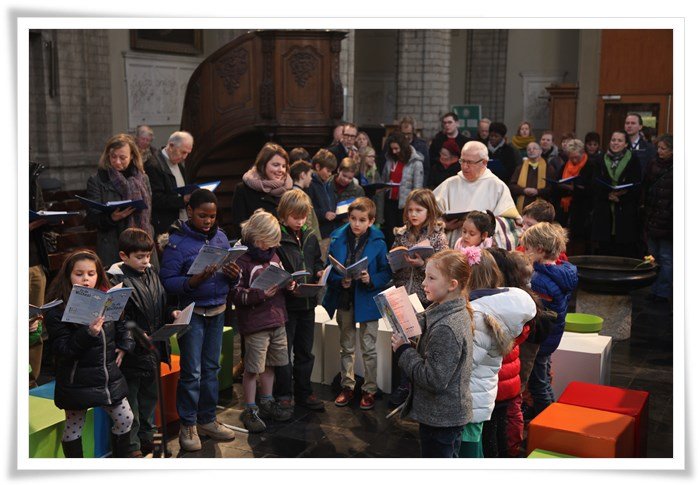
left=334, top=387, right=354, bottom=407
left=359, top=391, right=375, bottom=410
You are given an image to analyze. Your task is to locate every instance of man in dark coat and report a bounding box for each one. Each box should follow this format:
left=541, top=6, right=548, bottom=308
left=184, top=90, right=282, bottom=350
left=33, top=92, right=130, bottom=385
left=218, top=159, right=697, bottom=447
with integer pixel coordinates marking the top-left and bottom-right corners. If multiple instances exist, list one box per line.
left=328, top=122, right=359, bottom=167
left=486, top=121, right=519, bottom=185
left=625, top=113, right=656, bottom=175
left=428, top=112, right=470, bottom=167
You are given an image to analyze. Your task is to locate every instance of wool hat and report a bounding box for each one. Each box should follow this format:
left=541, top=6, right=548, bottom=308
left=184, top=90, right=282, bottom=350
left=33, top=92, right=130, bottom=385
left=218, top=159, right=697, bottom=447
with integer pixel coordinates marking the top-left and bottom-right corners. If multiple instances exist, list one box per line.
left=489, top=122, right=507, bottom=137
left=441, top=138, right=461, bottom=157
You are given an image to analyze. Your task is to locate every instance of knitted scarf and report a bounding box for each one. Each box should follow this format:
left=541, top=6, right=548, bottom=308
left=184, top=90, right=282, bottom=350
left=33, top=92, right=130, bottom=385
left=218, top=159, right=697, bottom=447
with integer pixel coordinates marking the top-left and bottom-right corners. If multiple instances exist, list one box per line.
left=511, top=135, right=535, bottom=151
left=242, top=167, right=293, bottom=197
left=515, top=157, right=546, bottom=214
left=602, top=149, right=632, bottom=236
left=559, top=153, right=588, bottom=213
left=107, top=164, right=153, bottom=235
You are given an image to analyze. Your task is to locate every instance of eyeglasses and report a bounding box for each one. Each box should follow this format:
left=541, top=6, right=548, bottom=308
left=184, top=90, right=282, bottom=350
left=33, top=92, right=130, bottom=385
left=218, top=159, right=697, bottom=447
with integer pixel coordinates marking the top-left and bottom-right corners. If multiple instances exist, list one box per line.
left=459, top=158, right=484, bottom=166
left=343, top=133, right=357, bottom=138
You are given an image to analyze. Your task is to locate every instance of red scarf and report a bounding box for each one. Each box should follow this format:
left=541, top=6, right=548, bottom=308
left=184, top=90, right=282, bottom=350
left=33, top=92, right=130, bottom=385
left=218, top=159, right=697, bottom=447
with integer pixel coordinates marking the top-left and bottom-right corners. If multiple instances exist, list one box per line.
left=560, top=153, right=588, bottom=212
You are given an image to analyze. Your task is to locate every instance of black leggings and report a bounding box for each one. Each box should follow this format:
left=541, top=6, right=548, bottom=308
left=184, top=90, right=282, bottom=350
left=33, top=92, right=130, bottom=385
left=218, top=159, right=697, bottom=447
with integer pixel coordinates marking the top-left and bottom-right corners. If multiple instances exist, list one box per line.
left=481, top=400, right=510, bottom=458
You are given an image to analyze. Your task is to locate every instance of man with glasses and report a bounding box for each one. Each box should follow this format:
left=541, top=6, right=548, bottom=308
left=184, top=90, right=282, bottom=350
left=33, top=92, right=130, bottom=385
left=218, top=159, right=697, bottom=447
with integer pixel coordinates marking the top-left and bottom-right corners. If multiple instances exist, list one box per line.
left=329, top=122, right=360, bottom=167
left=433, top=141, right=519, bottom=247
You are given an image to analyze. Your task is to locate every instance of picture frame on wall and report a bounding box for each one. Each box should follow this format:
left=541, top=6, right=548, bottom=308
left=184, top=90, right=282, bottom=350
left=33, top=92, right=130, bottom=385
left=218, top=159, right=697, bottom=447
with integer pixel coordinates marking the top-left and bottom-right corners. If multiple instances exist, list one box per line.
left=130, top=29, right=203, bottom=55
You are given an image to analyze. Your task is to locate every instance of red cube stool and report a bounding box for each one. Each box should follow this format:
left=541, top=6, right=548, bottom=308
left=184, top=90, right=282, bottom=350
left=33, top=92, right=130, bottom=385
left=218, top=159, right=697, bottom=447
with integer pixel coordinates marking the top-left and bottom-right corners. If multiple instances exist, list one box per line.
left=527, top=402, right=635, bottom=458
left=155, top=355, right=180, bottom=427
left=558, top=381, right=649, bottom=457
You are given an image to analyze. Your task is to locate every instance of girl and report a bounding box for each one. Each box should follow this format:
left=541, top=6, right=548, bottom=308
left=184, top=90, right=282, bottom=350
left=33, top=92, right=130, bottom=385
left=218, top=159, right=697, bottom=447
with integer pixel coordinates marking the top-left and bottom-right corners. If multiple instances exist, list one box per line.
left=159, top=189, right=241, bottom=452
left=44, top=249, right=135, bottom=458
left=355, top=131, right=374, bottom=150
left=457, top=246, right=536, bottom=458
left=453, top=210, right=496, bottom=252
left=391, top=250, right=474, bottom=458
left=510, top=121, right=536, bottom=158
left=358, top=146, right=384, bottom=225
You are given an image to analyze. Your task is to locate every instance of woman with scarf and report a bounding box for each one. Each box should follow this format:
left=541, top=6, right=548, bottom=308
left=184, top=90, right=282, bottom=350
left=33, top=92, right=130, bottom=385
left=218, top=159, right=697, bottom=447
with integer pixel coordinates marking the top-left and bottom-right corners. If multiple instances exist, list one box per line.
left=589, top=131, right=643, bottom=257
left=510, top=121, right=536, bottom=159
left=509, top=141, right=556, bottom=215
left=230, top=143, right=293, bottom=240
left=642, top=134, right=673, bottom=303
left=85, top=134, right=154, bottom=268
left=555, top=139, right=593, bottom=255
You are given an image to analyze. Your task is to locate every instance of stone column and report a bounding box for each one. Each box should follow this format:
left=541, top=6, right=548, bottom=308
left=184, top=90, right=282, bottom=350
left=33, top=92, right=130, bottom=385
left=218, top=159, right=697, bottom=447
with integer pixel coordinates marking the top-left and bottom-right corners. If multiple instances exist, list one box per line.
left=339, top=29, right=355, bottom=122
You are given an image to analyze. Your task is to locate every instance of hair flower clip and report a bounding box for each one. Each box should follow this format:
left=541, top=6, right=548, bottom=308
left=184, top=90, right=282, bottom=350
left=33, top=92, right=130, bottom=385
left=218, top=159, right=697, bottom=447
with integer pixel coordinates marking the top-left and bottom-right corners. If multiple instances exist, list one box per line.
left=459, top=245, right=482, bottom=266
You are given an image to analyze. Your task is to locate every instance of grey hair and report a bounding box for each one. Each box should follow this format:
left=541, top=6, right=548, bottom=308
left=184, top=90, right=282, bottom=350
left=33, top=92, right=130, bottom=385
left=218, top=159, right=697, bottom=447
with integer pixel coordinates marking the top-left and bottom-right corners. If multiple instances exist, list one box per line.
left=565, top=139, right=585, bottom=155
left=462, top=140, right=488, bottom=160
left=136, top=125, right=154, bottom=137
left=168, top=131, right=194, bottom=148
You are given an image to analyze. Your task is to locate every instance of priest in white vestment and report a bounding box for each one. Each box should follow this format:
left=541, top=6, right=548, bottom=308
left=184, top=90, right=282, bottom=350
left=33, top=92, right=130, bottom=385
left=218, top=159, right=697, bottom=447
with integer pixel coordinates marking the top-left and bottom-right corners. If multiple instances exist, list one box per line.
left=433, top=141, right=520, bottom=247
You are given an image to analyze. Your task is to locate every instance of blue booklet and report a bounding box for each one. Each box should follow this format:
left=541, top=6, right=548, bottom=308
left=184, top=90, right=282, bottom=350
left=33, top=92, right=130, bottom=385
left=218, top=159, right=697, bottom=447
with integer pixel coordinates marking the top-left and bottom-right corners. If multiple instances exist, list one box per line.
left=30, top=210, right=80, bottom=223
left=595, top=178, right=637, bottom=190
left=61, top=284, right=133, bottom=325
left=335, top=198, right=357, bottom=216
left=545, top=176, right=578, bottom=184
left=76, top=195, right=147, bottom=213
left=175, top=180, right=221, bottom=196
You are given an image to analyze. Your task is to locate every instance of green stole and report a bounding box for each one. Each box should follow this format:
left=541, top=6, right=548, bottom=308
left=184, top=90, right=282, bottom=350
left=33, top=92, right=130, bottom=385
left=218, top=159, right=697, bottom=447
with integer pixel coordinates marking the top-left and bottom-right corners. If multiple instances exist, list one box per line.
left=603, top=149, right=632, bottom=236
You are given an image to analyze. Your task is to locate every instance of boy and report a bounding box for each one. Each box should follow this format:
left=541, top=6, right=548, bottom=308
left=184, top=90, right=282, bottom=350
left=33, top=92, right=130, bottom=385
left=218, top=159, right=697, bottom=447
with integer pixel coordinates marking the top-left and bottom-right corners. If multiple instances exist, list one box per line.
left=330, top=157, right=365, bottom=210
left=520, top=223, right=578, bottom=417
left=107, top=228, right=177, bottom=457
left=308, top=148, right=337, bottom=240
left=518, top=199, right=568, bottom=262
left=290, top=159, right=321, bottom=238
left=322, top=197, right=392, bottom=410
left=273, top=190, right=326, bottom=411
left=231, top=210, right=295, bottom=432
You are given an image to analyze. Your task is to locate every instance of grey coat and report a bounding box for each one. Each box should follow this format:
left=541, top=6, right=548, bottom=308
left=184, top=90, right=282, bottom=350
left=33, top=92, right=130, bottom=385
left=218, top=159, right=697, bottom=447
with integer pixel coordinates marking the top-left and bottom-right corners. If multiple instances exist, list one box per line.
left=399, top=296, right=473, bottom=427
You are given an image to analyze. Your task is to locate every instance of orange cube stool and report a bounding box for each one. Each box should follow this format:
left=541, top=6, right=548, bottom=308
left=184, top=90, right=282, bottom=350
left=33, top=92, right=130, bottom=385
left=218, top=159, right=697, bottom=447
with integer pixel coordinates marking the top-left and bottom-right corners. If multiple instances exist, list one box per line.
left=155, top=355, right=180, bottom=427
left=558, top=381, right=649, bottom=457
left=526, top=402, right=635, bottom=458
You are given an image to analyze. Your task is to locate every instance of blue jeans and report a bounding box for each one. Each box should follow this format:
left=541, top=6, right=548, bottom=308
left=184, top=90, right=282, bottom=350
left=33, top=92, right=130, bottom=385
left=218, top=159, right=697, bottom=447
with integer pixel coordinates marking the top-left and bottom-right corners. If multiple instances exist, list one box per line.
left=176, top=312, right=224, bottom=426
left=528, top=352, right=554, bottom=416
left=648, top=237, right=673, bottom=298
left=419, top=424, right=463, bottom=458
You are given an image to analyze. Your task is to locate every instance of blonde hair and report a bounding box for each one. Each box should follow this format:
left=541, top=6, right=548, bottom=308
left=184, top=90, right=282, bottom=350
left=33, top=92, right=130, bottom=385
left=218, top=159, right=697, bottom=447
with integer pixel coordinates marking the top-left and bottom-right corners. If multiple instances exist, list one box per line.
left=467, top=249, right=503, bottom=290
left=98, top=134, right=143, bottom=173
left=338, top=157, right=357, bottom=174
left=565, top=138, right=585, bottom=155
left=428, top=250, right=474, bottom=322
left=240, top=209, right=281, bottom=247
left=278, top=189, right=312, bottom=221
left=520, top=222, right=568, bottom=259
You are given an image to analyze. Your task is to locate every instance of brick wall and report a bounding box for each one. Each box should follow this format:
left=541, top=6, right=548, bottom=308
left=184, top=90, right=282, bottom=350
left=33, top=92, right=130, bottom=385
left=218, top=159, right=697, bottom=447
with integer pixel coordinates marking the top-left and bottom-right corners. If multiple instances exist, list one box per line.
left=29, top=30, right=113, bottom=191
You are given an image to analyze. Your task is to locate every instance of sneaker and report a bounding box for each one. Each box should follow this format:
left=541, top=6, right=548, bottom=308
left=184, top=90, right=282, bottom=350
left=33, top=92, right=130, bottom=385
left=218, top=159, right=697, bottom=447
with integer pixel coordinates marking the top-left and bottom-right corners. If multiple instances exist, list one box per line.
left=298, top=394, right=325, bottom=410
left=240, top=406, right=266, bottom=433
left=334, top=387, right=354, bottom=407
left=178, top=424, right=202, bottom=452
left=259, top=399, right=293, bottom=422
left=277, top=398, right=294, bottom=411
left=388, top=385, right=409, bottom=407
left=197, top=420, right=236, bottom=441
left=359, top=391, right=376, bottom=410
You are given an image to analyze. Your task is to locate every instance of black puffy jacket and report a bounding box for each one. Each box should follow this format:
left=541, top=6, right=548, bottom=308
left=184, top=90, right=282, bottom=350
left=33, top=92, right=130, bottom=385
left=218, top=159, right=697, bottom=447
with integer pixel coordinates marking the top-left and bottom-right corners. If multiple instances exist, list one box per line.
left=45, top=304, right=134, bottom=410
left=643, top=157, right=673, bottom=240
left=276, top=224, right=325, bottom=312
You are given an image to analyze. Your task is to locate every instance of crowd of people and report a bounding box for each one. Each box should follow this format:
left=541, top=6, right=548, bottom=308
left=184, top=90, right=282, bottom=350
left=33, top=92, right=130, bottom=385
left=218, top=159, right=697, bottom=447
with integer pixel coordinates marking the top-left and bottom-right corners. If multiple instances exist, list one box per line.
left=27, top=111, right=673, bottom=459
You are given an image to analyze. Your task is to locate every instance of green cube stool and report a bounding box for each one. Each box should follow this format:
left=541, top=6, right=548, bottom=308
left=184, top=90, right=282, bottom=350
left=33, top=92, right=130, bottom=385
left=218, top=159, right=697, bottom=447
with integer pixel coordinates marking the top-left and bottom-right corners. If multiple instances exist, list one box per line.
left=169, top=333, right=180, bottom=356
left=218, top=327, right=234, bottom=390
left=29, top=396, right=95, bottom=458
left=527, top=448, right=576, bottom=458
left=565, top=313, right=603, bottom=333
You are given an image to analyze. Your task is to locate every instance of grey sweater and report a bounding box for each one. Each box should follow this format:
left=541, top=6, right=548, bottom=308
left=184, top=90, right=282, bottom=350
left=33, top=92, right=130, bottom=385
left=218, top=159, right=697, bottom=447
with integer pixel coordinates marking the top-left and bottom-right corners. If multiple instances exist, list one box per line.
left=399, top=297, right=473, bottom=427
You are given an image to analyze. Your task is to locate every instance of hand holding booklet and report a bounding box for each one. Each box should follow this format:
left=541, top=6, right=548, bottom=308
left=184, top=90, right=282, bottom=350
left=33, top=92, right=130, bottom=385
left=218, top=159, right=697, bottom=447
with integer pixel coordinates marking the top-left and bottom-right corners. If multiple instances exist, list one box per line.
left=29, top=299, right=63, bottom=318
left=76, top=195, right=147, bottom=213
left=187, top=244, right=248, bottom=275
left=292, top=265, right=332, bottom=298
left=328, top=255, right=369, bottom=279
left=250, top=265, right=310, bottom=292
left=175, top=180, right=221, bottom=195
left=335, top=198, right=356, bottom=216
left=373, top=285, right=423, bottom=344
left=149, top=302, right=195, bottom=341
left=61, top=283, right=132, bottom=325
left=387, top=239, right=435, bottom=271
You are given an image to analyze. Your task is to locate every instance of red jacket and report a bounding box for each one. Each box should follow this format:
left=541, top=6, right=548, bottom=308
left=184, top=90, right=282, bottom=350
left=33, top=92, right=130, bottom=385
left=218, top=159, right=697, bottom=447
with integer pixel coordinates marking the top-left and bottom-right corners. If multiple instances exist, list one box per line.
left=495, top=321, right=531, bottom=402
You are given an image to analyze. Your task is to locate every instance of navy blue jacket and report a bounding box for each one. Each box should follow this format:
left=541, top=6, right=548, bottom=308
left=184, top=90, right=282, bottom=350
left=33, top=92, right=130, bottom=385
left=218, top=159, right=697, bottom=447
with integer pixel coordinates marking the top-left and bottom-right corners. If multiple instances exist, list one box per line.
left=308, top=172, right=336, bottom=238
left=159, top=220, right=235, bottom=308
left=531, top=261, right=578, bottom=356
left=322, top=224, right=392, bottom=323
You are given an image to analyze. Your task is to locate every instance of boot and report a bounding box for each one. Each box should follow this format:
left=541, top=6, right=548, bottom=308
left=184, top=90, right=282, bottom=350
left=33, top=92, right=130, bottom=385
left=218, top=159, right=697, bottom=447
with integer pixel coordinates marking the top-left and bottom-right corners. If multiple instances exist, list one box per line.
left=110, top=432, right=131, bottom=458
left=61, top=437, right=83, bottom=458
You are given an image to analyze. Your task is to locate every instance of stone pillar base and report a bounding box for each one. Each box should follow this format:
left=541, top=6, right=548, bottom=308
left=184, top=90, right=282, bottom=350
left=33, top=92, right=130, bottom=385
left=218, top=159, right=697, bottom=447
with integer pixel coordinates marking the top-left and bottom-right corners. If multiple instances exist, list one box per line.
left=575, top=289, right=632, bottom=341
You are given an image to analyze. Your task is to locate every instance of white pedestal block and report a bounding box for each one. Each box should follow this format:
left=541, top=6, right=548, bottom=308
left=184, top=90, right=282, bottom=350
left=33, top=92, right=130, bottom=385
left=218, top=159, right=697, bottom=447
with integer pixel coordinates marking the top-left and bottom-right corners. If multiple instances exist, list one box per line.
left=311, top=306, right=331, bottom=384
left=551, top=332, right=612, bottom=400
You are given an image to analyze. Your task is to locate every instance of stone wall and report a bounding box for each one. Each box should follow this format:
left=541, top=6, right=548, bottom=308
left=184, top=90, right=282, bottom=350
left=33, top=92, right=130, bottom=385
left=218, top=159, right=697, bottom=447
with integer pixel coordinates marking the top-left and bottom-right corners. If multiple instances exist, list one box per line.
left=464, top=30, right=508, bottom=124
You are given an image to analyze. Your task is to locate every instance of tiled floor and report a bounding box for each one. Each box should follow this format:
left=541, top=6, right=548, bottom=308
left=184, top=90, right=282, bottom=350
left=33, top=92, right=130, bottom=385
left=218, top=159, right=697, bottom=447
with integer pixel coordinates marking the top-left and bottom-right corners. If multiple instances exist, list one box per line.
left=159, top=286, right=674, bottom=459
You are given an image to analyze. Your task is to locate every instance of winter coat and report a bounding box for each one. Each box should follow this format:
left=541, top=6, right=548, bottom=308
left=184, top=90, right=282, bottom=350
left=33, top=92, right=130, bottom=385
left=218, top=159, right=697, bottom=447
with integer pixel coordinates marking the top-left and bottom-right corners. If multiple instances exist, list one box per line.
left=328, top=174, right=366, bottom=228
left=428, top=132, right=470, bottom=166
left=382, top=146, right=424, bottom=209
left=322, top=224, right=392, bottom=323
left=630, top=136, right=656, bottom=175
left=230, top=251, right=288, bottom=336
left=398, top=297, right=473, bottom=427
left=643, top=156, right=673, bottom=240
left=107, top=262, right=173, bottom=376
left=45, top=304, right=134, bottom=410
left=308, top=173, right=336, bottom=238
left=391, top=222, right=449, bottom=306
left=144, top=150, right=189, bottom=237
left=159, top=220, right=234, bottom=308
left=496, top=322, right=531, bottom=402
left=276, top=224, right=324, bottom=312
left=553, top=155, right=598, bottom=238
left=85, top=168, right=153, bottom=267
left=230, top=181, right=280, bottom=240
left=531, top=261, right=579, bottom=356
left=469, top=288, right=537, bottom=423
left=488, top=143, right=519, bottom=185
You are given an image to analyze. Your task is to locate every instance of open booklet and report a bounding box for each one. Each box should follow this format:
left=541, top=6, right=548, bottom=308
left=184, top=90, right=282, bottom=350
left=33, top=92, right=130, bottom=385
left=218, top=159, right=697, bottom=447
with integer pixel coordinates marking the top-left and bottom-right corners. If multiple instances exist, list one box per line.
left=148, top=302, right=195, bottom=341
left=250, top=265, right=310, bottom=292
left=292, top=265, right=332, bottom=298
left=187, top=244, right=248, bottom=275
left=373, top=285, right=423, bottom=344
left=360, top=181, right=400, bottom=192
left=335, top=198, right=357, bottom=216
left=595, top=178, right=637, bottom=191
left=175, top=180, right=221, bottom=196
left=61, top=283, right=133, bottom=325
left=328, top=255, right=369, bottom=280
left=30, top=210, right=80, bottom=223
left=29, top=299, right=63, bottom=318
left=76, top=195, right=147, bottom=213
left=387, top=239, right=435, bottom=272
left=442, top=209, right=469, bottom=221
left=545, top=175, right=578, bottom=184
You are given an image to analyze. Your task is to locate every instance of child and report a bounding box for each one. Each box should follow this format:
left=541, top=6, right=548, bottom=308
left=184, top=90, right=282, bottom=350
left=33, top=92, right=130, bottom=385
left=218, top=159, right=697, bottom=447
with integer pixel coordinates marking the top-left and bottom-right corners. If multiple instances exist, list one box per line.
left=520, top=223, right=578, bottom=417
left=107, top=228, right=179, bottom=457
left=458, top=247, right=536, bottom=458
left=388, top=189, right=448, bottom=407
left=453, top=210, right=496, bottom=252
left=357, top=146, right=384, bottom=226
left=390, top=249, right=473, bottom=458
left=44, top=249, right=135, bottom=458
left=159, top=189, right=240, bottom=452
left=517, top=199, right=568, bottom=262
left=273, top=190, right=326, bottom=411
left=231, top=209, right=295, bottom=432
left=290, top=159, right=321, bottom=238
left=330, top=157, right=366, bottom=214
left=308, top=148, right=338, bottom=245
left=322, top=197, right=392, bottom=410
